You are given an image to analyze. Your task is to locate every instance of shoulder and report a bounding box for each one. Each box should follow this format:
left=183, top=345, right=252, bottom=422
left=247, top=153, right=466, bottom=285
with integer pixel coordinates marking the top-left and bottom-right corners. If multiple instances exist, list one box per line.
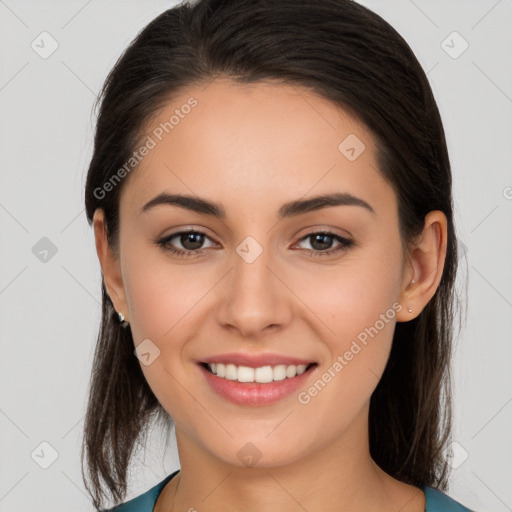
left=424, top=486, right=475, bottom=512
left=102, top=470, right=180, bottom=512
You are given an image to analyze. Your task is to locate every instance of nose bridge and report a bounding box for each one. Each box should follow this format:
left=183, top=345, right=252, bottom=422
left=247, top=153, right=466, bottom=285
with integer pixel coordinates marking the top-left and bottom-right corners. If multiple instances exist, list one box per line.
left=215, top=234, right=291, bottom=337
left=234, top=236, right=273, bottom=292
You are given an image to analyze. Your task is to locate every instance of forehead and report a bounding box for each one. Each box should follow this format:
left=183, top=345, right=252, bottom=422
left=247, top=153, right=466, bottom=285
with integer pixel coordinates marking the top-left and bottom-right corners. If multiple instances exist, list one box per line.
left=121, top=78, right=395, bottom=219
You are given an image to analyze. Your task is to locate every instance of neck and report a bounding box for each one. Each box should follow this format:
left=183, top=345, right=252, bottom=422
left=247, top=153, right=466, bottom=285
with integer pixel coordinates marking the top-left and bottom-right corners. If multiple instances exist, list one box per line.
left=154, top=405, right=425, bottom=512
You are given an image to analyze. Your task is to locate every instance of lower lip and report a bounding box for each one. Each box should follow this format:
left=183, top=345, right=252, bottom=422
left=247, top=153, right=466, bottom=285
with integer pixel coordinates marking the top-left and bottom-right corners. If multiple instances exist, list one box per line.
left=198, top=363, right=317, bottom=406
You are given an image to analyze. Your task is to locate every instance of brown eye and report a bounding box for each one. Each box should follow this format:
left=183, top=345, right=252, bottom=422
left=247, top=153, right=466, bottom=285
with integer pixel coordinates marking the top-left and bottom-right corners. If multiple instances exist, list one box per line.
left=295, top=232, right=354, bottom=257
left=156, top=230, right=215, bottom=257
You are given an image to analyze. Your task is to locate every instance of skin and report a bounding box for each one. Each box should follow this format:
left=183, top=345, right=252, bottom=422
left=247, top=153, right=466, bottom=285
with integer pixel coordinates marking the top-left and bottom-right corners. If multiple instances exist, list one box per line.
left=93, top=78, right=447, bottom=511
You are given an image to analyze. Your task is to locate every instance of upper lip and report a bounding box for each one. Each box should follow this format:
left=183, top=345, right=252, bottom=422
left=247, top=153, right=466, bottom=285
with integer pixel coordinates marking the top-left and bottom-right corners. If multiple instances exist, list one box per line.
left=200, top=352, right=315, bottom=368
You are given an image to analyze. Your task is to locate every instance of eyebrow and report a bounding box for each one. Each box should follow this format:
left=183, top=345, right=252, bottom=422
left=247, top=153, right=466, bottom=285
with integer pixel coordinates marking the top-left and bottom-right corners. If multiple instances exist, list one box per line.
left=140, top=192, right=375, bottom=218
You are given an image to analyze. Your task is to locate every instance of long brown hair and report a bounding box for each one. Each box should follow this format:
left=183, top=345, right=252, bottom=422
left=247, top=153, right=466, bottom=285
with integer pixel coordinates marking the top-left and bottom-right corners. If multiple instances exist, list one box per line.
left=82, top=0, right=464, bottom=509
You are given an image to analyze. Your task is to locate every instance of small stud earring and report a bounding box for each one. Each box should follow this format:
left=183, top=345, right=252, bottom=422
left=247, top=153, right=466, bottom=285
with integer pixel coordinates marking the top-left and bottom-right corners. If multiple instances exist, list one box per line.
left=407, top=307, right=413, bottom=313
left=117, top=311, right=129, bottom=328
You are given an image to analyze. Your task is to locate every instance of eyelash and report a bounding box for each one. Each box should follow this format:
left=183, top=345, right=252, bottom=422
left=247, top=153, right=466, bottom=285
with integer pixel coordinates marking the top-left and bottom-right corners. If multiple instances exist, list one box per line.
left=155, top=229, right=354, bottom=258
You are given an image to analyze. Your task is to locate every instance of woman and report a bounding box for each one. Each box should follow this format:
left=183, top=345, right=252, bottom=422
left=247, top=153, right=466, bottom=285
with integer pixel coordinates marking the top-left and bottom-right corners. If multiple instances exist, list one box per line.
left=81, top=0, right=474, bottom=510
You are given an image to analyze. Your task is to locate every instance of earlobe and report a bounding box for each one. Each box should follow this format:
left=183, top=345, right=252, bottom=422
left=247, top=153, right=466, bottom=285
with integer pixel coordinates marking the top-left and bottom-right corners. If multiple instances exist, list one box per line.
left=92, top=209, right=129, bottom=321
left=396, top=210, right=448, bottom=322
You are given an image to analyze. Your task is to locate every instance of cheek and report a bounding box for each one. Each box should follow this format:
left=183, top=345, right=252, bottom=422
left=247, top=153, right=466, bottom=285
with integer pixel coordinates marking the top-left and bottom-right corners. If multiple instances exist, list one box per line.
left=122, top=254, right=218, bottom=405
left=122, top=257, right=210, bottom=422
left=123, top=248, right=213, bottom=344
left=294, top=252, right=402, bottom=385
left=290, top=275, right=400, bottom=432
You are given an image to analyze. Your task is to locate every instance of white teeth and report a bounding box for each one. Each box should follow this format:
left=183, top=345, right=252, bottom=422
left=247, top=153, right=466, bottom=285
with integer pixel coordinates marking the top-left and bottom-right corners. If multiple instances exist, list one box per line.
left=225, top=364, right=238, bottom=380
left=255, top=366, right=273, bottom=383
left=272, top=365, right=287, bottom=381
left=207, top=362, right=310, bottom=383
left=286, top=365, right=297, bottom=378
left=237, top=366, right=255, bottom=382
left=296, top=364, right=307, bottom=375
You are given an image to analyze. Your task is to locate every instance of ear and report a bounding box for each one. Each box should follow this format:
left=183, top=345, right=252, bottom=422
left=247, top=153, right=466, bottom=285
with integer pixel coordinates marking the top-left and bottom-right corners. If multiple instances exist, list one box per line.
left=93, top=209, right=129, bottom=322
left=396, top=210, right=448, bottom=322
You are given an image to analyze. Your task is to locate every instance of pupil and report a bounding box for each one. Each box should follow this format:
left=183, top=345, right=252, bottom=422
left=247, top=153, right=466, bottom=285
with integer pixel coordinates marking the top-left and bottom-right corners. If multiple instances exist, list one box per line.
left=312, top=234, right=332, bottom=250
left=182, top=232, right=203, bottom=250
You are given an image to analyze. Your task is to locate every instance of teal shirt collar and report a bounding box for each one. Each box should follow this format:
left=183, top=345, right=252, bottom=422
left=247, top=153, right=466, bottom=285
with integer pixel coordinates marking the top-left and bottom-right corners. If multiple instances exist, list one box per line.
left=106, top=470, right=474, bottom=512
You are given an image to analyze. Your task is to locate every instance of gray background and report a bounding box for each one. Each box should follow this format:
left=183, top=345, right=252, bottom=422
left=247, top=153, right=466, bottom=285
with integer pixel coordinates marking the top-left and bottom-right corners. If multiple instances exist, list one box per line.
left=0, top=0, right=511, bottom=510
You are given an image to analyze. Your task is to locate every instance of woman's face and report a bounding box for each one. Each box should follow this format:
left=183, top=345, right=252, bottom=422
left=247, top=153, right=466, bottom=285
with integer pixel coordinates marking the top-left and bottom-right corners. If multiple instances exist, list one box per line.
left=101, top=79, right=416, bottom=468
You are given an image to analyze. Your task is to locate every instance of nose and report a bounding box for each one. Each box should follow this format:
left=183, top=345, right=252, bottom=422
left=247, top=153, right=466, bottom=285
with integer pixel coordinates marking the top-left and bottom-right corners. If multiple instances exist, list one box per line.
left=215, top=244, right=293, bottom=340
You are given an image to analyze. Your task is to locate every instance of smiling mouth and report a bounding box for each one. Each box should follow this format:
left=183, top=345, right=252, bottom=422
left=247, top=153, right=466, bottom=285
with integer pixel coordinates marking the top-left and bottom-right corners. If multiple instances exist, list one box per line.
left=199, top=362, right=318, bottom=383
